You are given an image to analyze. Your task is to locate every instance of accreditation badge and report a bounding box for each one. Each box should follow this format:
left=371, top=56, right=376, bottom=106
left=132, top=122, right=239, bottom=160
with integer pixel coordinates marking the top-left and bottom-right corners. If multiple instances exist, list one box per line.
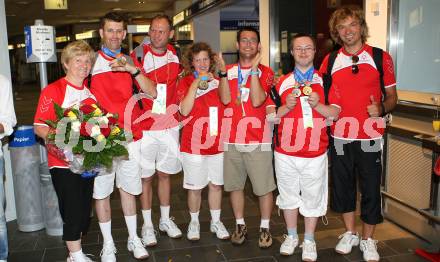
left=300, top=96, right=314, bottom=128
left=152, top=83, right=167, bottom=114
left=209, top=107, right=219, bottom=136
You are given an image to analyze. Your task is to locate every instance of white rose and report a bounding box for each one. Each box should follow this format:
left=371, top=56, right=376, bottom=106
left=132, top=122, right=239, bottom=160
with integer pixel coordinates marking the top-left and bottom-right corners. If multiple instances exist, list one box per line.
left=90, top=125, right=101, bottom=137
left=106, top=113, right=114, bottom=118
left=99, top=116, right=109, bottom=125
left=71, top=121, right=81, bottom=132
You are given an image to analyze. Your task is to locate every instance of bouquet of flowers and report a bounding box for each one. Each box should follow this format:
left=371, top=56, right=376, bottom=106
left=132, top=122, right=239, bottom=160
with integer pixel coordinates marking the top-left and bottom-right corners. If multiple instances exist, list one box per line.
left=43, top=102, right=129, bottom=177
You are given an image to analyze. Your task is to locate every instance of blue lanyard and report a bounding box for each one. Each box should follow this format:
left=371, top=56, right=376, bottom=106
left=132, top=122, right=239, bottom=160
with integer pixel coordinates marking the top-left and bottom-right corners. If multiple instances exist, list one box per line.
left=294, top=66, right=314, bottom=85
left=193, top=71, right=209, bottom=81
left=101, top=46, right=121, bottom=58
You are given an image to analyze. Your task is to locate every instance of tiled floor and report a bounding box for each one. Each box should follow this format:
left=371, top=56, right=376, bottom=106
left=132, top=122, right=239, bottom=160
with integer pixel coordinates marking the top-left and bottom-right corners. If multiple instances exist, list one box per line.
left=6, top=176, right=432, bottom=262
left=5, top=83, right=435, bottom=261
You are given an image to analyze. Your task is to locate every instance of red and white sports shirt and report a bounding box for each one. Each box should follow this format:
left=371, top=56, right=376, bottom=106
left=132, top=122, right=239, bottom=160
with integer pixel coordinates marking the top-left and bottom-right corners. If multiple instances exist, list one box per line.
left=319, top=44, right=396, bottom=140
left=131, top=44, right=181, bottom=131
left=176, top=75, right=224, bottom=155
left=274, top=71, right=336, bottom=157
left=223, top=63, right=274, bottom=144
left=90, top=51, right=143, bottom=140
left=34, top=78, right=96, bottom=168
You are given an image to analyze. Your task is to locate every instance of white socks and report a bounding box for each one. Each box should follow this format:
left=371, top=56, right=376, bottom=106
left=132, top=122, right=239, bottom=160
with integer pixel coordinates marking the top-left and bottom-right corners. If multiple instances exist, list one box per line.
left=260, top=219, right=270, bottom=229
left=70, top=249, right=85, bottom=261
left=141, top=209, right=153, bottom=227
left=124, top=215, right=138, bottom=239
left=210, top=209, right=221, bottom=223
left=160, top=205, right=170, bottom=221
left=99, top=221, right=113, bottom=244
left=190, top=211, right=199, bottom=223
left=236, top=218, right=245, bottom=225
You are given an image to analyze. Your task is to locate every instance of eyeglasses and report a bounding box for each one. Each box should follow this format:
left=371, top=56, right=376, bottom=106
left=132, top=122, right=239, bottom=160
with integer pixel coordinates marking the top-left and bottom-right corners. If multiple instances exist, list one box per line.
left=351, top=55, right=359, bottom=74
left=293, top=47, right=315, bottom=53
left=239, top=38, right=258, bottom=45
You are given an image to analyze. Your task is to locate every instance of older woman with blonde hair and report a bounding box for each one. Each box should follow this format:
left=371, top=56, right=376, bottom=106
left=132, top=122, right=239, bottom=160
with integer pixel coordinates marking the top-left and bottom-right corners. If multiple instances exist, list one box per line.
left=34, top=40, right=97, bottom=262
left=176, top=42, right=230, bottom=241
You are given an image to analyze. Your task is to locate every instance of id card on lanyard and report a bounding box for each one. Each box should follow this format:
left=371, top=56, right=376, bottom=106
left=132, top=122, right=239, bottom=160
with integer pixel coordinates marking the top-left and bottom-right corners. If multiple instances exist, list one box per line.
left=152, top=83, right=167, bottom=114
left=209, top=107, right=218, bottom=136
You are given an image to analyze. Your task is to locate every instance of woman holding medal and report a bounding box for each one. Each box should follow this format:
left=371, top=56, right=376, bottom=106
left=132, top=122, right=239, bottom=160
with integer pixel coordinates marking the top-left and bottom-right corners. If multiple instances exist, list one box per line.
left=273, top=34, right=340, bottom=261
left=176, top=42, right=230, bottom=241
left=34, top=40, right=97, bottom=262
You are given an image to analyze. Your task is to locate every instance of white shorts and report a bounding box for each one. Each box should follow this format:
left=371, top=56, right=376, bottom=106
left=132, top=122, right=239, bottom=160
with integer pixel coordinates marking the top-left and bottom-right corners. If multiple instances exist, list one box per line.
left=181, top=152, right=224, bottom=190
left=274, top=151, right=328, bottom=217
left=140, top=126, right=182, bottom=178
left=93, top=140, right=142, bottom=199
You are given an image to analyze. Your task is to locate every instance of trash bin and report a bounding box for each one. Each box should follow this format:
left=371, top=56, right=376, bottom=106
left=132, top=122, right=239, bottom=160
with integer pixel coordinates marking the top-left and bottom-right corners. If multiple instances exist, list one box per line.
left=40, top=162, right=63, bottom=236
left=9, top=126, right=44, bottom=232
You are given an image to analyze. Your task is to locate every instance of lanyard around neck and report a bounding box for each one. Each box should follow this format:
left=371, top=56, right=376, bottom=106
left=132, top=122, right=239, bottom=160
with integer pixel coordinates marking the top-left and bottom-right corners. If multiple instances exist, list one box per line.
left=101, top=46, right=121, bottom=58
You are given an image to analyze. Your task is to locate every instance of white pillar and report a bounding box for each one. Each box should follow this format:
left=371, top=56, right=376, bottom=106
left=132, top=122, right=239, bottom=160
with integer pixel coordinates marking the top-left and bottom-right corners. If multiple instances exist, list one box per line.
left=259, top=0, right=270, bottom=67
left=365, top=0, right=388, bottom=50
left=191, top=9, right=220, bottom=52
left=0, top=0, right=17, bottom=221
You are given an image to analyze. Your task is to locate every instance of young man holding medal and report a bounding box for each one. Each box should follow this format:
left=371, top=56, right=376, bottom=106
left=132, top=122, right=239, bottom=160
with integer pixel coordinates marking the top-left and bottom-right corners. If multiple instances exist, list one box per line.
left=91, top=12, right=156, bottom=261
left=130, top=14, right=183, bottom=245
left=218, top=27, right=276, bottom=248
left=273, top=34, right=340, bottom=261
left=320, top=6, right=397, bottom=262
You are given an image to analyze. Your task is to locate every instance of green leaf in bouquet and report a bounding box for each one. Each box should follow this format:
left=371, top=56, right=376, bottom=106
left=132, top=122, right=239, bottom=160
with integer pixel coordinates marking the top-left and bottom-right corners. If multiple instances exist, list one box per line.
left=99, top=150, right=113, bottom=169
left=72, top=142, right=84, bottom=154
left=54, top=103, right=64, bottom=119
left=111, top=144, right=129, bottom=157
left=43, top=119, right=57, bottom=128
left=83, top=151, right=98, bottom=170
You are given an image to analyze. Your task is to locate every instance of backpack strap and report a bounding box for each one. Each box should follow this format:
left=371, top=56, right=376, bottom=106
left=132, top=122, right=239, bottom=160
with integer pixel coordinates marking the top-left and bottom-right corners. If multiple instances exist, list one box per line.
left=323, top=50, right=338, bottom=105
left=372, top=47, right=386, bottom=101
left=269, top=85, right=282, bottom=147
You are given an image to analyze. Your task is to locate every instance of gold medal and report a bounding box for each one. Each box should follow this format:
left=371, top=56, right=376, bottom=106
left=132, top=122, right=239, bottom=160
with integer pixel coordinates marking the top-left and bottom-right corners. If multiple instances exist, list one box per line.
left=292, top=88, right=302, bottom=97
left=198, top=80, right=208, bottom=90
left=302, top=86, right=312, bottom=96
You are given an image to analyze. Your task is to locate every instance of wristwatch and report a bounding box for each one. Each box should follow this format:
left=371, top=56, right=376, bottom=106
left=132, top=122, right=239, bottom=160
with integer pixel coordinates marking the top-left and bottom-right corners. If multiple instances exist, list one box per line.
left=218, top=71, right=227, bottom=78
left=131, top=68, right=141, bottom=78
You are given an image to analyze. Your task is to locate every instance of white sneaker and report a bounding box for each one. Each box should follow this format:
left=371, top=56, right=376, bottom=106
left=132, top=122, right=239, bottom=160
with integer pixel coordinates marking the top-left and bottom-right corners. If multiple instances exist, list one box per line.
left=159, top=217, right=182, bottom=238
left=66, top=253, right=94, bottom=262
left=360, top=238, right=380, bottom=261
left=335, top=231, right=360, bottom=254
left=100, top=241, right=117, bottom=262
left=210, top=221, right=230, bottom=240
left=141, top=225, right=157, bottom=247
left=301, top=239, right=317, bottom=261
left=280, top=235, right=298, bottom=256
left=127, top=237, right=149, bottom=259
left=187, top=221, right=200, bottom=241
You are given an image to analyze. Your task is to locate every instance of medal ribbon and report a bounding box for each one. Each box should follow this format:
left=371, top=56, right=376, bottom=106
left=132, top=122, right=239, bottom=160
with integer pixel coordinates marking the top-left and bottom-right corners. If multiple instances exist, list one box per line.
left=293, top=66, right=314, bottom=86
left=237, top=65, right=252, bottom=102
left=101, top=45, right=122, bottom=58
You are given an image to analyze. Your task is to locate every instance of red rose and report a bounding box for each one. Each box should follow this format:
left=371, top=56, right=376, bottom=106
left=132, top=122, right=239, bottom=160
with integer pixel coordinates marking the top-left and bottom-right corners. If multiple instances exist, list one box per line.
left=108, top=117, right=117, bottom=126
left=101, top=127, right=111, bottom=137
left=80, top=104, right=95, bottom=115
left=80, top=122, right=94, bottom=137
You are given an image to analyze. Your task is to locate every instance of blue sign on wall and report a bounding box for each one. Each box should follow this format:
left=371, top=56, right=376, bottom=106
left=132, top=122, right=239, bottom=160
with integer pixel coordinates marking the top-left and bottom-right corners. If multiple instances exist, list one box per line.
left=24, top=26, right=32, bottom=60
left=220, top=20, right=259, bottom=31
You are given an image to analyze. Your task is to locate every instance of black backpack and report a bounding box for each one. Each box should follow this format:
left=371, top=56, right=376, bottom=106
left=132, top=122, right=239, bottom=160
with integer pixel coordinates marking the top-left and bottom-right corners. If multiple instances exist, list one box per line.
left=323, top=47, right=386, bottom=104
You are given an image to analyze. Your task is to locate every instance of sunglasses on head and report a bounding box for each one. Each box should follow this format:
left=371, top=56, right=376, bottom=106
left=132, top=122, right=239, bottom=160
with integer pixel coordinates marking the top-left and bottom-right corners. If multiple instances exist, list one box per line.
left=351, top=55, right=359, bottom=74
